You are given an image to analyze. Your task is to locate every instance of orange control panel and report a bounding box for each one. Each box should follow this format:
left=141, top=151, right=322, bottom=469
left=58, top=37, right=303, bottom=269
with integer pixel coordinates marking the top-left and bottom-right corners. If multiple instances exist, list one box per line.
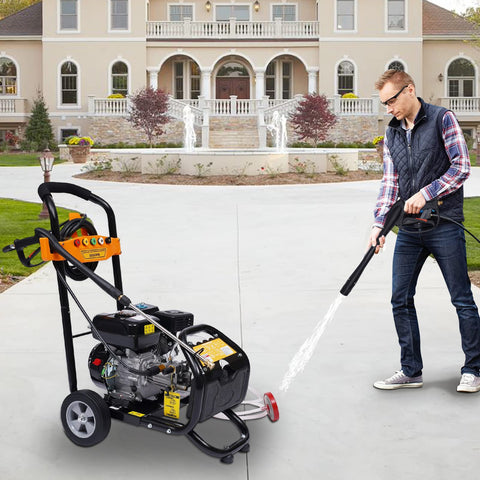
left=39, top=235, right=121, bottom=263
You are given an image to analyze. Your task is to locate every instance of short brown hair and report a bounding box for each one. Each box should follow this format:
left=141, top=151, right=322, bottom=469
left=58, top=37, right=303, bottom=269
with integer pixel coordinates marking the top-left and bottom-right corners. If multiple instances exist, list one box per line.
left=375, top=70, right=415, bottom=90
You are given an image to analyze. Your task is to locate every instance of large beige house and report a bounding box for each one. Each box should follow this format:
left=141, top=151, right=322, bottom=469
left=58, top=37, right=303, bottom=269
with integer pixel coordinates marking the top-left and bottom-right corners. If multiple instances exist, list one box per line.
left=0, top=0, right=479, bottom=148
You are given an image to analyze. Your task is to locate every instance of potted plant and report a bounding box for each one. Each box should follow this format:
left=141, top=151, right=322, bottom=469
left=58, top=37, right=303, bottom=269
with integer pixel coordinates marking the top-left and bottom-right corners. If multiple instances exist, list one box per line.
left=65, top=136, right=94, bottom=163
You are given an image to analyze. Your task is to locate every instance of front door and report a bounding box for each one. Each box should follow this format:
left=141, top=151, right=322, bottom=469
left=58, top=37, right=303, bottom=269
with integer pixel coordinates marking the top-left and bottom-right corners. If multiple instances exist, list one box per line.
left=216, top=77, right=250, bottom=99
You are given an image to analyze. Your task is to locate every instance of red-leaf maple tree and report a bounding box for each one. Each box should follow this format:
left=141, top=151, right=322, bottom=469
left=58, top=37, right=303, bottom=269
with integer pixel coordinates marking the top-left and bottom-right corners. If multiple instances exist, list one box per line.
left=290, top=94, right=337, bottom=146
left=128, top=87, right=170, bottom=147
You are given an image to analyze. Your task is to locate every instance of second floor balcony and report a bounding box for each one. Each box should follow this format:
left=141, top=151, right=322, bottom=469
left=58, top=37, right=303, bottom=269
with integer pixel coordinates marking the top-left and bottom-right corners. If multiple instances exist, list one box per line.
left=146, top=18, right=319, bottom=40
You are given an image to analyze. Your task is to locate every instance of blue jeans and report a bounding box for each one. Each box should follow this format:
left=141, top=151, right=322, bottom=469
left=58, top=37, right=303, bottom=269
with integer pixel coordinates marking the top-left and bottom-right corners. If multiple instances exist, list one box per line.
left=392, top=222, right=480, bottom=377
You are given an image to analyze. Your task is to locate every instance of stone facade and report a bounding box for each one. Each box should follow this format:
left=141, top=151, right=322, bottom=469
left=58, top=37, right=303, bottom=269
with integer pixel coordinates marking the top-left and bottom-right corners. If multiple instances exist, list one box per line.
left=89, top=116, right=187, bottom=146
left=88, top=113, right=379, bottom=148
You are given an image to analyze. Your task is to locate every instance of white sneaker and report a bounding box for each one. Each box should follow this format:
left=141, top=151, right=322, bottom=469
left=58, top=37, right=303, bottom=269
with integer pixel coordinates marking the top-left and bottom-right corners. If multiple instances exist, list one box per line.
left=373, top=370, right=423, bottom=390
left=457, top=373, right=480, bottom=393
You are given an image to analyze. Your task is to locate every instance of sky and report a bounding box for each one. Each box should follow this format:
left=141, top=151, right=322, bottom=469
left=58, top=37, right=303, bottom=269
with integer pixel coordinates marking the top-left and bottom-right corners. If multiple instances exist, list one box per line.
left=429, top=0, right=480, bottom=13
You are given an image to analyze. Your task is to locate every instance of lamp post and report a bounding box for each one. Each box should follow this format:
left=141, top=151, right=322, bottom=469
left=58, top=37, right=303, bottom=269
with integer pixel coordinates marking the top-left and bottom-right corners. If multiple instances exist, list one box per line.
left=38, top=149, right=55, bottom=219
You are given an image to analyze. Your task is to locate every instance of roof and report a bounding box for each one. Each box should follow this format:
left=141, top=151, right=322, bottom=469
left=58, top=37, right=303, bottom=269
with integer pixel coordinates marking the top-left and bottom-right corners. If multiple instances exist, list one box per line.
left=423, top=0, right=478, bottom=36
left=0, top=2, right=42, bottom=36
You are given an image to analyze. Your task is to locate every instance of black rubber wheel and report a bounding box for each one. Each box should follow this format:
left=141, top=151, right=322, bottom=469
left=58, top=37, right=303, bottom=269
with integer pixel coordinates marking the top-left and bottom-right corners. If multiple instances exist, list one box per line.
left=60, top=389, right=111, bottom=447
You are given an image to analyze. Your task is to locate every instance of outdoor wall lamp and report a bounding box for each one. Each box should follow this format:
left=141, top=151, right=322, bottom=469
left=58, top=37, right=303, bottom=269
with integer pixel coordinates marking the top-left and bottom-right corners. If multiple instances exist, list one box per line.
left=205, top=1, right=211, bottom=12
left=38, top=148, right=54, bottom=219
left=438, top=73, right=444, bottom=82
left=254, top=0, right=260, bottom=12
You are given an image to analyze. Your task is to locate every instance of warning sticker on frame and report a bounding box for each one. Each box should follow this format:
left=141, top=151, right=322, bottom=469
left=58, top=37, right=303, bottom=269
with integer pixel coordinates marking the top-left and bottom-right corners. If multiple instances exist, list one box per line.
left=192, top=338, right=236, bottom=363
left=164, top=391, right=180, bottom=419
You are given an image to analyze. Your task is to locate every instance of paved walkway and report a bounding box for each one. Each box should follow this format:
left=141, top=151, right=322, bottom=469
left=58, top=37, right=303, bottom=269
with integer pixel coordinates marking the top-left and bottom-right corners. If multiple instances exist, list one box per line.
left=1, top=164, right=480, bottom=480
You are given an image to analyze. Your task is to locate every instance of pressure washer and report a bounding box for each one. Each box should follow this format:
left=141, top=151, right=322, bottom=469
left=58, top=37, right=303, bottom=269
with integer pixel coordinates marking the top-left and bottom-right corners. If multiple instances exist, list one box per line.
left=2, top=182, right=279, bottom=464
left=340, top=197, right=480, bottom=296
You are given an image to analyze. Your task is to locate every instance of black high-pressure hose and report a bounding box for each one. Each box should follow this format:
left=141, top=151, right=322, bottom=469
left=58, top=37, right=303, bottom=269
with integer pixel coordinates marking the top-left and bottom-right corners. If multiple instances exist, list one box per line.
left=439, top=216, right=480, bottom=244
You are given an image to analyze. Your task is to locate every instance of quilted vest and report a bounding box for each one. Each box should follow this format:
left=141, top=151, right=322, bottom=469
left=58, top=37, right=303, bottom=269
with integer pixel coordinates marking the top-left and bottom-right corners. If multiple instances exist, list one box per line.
left=386, top=98, right=464, bottom=222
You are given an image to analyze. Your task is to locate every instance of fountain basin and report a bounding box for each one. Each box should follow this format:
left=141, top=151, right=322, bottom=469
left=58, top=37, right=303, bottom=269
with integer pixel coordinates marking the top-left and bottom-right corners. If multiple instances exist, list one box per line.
left=83, top=148, right=363, bottom=176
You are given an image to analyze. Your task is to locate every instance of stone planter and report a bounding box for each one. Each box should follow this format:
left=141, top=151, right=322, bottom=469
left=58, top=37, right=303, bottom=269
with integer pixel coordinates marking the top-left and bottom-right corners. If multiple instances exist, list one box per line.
left=68, top=145, right=91, bottom=163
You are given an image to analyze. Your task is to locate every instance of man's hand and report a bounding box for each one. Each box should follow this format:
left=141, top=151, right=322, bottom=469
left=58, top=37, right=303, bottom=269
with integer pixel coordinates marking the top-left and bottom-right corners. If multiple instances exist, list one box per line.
left=369, top=226, right=385, bottom=254
left=404, top=192, right=426, bottom=215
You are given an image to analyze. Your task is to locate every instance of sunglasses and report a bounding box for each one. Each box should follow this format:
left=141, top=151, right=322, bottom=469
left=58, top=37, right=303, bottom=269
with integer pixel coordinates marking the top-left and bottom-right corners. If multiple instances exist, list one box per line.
left=381, top=85, right=409, bottom=107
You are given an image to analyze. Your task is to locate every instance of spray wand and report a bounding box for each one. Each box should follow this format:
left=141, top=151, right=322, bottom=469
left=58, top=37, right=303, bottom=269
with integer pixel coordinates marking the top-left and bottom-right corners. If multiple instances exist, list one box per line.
left=340, top=199, right=405, bottom=297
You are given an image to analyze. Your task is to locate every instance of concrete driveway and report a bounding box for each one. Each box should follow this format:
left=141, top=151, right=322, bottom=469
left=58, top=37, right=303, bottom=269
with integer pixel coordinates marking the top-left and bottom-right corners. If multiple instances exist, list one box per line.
left=1, top=164, right=480, bottom=479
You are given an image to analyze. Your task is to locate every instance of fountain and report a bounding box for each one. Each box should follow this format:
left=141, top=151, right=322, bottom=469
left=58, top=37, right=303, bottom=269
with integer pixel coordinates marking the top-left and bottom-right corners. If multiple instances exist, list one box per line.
left=183, top=104, right=196, bottom=153
left=266, top=111, right=288, bottom=153
left=98, top=106, right=356, bottom=177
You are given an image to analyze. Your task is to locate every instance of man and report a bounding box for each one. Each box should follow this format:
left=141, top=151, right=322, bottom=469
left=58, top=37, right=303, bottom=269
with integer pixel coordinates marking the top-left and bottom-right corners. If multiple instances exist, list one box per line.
left=370, top=69, right=480, bottom=392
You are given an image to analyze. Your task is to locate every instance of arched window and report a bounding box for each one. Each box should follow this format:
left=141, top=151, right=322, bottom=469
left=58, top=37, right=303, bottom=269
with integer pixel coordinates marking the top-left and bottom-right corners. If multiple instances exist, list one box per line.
left=111, top=61, right=128, bottom=96
left=337, top=60, right=354, bottom=95
left=0, top=57, right=17, bottom=95
left=388, top=60, right=405, bottom=72
left=61, top=61, right=78, bottom=104
left=217, top=62, right=249, bottom=77
left=448, top=58, right=475, bottom=97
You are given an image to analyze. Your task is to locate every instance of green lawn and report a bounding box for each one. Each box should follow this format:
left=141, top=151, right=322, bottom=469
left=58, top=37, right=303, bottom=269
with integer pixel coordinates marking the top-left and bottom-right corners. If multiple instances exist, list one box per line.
left=464, top=196, right=480, bottom=270
left=0, top=152, right=63, bottom=167
left=0, top=199, right=71, bottom=277
left=1, top=196, right=480, bottom=282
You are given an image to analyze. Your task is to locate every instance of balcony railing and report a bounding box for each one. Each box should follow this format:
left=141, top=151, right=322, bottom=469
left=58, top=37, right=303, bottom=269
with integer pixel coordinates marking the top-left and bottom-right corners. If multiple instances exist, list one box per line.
left=146, top=19, right=319, bottom=39
left=89, top=97, right=129, bottom=116
left=440, top=97, right=480, bottom=112
left=88, top=95, right=383, bottom=118
left=0, top=98, right=28, bottom=115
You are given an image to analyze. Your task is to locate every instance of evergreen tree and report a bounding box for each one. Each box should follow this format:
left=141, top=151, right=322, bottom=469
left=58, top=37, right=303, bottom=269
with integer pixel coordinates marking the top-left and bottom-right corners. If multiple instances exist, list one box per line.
left=24, top=95, right=55, bottom=150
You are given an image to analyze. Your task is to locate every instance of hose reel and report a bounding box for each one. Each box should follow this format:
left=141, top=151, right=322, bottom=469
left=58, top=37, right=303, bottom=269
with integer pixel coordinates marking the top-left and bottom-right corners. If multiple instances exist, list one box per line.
left=59, top=214, right=98, bottom=281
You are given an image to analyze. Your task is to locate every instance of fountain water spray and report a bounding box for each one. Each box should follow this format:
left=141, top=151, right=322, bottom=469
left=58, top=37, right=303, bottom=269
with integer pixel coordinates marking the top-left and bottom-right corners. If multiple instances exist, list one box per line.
left=183, top=104, right=196, bottom=153
left=267, top=111, right=288, bottom=153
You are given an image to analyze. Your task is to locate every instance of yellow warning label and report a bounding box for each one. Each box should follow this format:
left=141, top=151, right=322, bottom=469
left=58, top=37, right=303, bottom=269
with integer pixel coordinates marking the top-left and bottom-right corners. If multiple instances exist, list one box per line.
left=144, top=324, right=155, bottom=335
left=192, top=338, right=236, bottom=363
left=164, top=391, right=180, bottom=419
left=128, top=411, right=145, bottom=417
left=81, top=248, right=107, bottom=260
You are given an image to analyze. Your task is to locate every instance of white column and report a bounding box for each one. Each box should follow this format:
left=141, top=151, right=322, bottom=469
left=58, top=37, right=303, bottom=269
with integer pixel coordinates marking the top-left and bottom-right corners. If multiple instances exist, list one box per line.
left=255, top=69, right=265, bottom=99
left=307, top=68, right=318, bottom=94
left=201, top=68, right=212, bottom=99
left=147, top=67, right=159, bottom=89
left=87, top=95, right=95, bottom=115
